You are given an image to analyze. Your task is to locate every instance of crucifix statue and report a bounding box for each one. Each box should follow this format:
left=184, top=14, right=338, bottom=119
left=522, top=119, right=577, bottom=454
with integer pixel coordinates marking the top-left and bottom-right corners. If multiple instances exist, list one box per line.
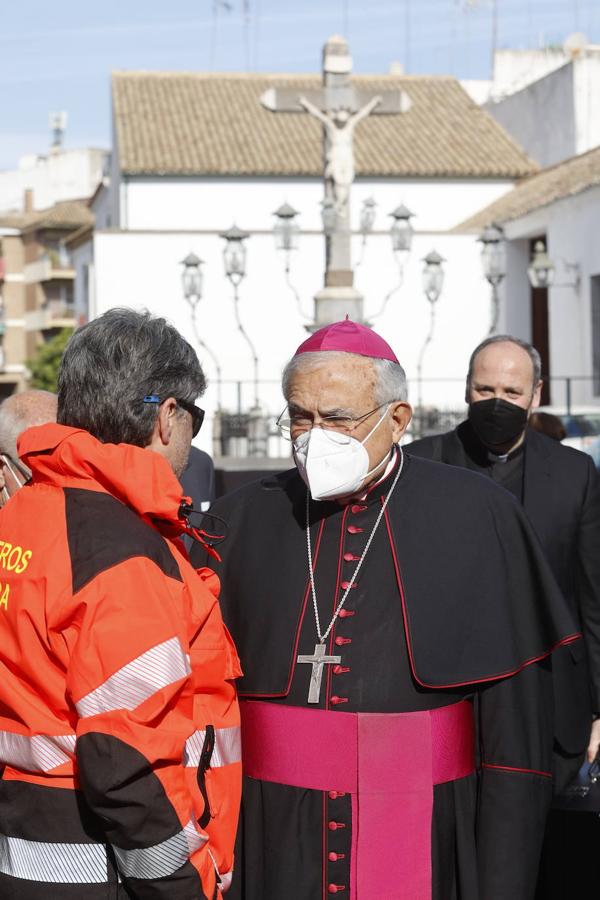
left=298, top=94, right=382, bottom=213
left=261, top=35, right=412, bottom=328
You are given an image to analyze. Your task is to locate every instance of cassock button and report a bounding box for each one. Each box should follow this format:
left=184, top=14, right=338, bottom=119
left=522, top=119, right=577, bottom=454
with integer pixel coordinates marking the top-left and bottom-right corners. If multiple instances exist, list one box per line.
left=351, top=504, right=367, bottom=514
left=338, top=609, right=355, bottom=618
left=347, top=525, right=363, bottom=534
left=333, top=664, right=350, bottom=675
left=328, top=820, right=346, bottom=831
left=328, top=885, right=346, bottom=894
left=330, top=695, right=348, bottom=705
left=335, top=636, right=351, bottom=646
left=328, top=852, right=346, bottom=862
left=340, top=581, right=357, bottom=590
left=343, top=552, right=359, bottom=562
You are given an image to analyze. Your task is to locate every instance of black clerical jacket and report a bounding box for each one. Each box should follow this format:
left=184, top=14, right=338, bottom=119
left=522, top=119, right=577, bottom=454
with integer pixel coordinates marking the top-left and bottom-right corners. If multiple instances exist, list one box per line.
left=193, top=453, right=579, bottom=899
left=409, top=423, right=600, bottom=761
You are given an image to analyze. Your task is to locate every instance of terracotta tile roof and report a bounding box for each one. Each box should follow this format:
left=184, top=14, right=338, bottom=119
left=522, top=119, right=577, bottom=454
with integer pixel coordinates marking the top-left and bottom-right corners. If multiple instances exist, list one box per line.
left=112, top=72, right=536, bottom=179
left=456, top=144, right=600, bottom=231
left=0, top=200, right=94, bottom=233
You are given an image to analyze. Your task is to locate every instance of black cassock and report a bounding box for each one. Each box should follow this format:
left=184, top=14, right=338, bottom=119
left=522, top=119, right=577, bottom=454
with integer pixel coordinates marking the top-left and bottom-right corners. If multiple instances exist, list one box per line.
left=194, top=451, right=578, bottom=900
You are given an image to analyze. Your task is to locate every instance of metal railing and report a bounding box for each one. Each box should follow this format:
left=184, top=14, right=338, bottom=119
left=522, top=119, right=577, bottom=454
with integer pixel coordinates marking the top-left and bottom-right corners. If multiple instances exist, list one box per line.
left=207, top=376, right=600, bottom=457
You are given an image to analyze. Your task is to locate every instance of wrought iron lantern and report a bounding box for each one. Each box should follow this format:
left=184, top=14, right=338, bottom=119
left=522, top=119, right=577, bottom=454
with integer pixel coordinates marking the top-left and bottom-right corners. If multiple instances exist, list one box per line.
left=359, top=197, right=377, bottom=236
left=220, top=224, right=250, bottom=286
left=527, top=240, right=555, bottom=289
left=478, top=223, right=507, bottom=288
left=320, top=197, right=337, bottom=236
left=273, top=203, right=300, bottom=252
left=422, top=249, right=445, bottom=304
left=180, top=252, right=204, bottom=307
left=389, top=204, right=414, bottom=265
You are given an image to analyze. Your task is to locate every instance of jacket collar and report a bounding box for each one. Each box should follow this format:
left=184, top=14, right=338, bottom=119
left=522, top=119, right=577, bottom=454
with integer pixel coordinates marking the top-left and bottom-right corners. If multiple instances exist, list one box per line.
left=18, top=423, right=188, bottom=534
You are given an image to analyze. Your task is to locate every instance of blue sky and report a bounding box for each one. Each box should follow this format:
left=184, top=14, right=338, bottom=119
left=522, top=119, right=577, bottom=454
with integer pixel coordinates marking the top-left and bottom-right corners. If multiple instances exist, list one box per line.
left=1, top=0, right=598, bottom=169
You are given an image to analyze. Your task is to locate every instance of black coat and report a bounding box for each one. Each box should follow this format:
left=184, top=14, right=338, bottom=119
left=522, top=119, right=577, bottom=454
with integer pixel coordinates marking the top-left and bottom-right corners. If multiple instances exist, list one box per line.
left=409, top=423, right=600, bottom=760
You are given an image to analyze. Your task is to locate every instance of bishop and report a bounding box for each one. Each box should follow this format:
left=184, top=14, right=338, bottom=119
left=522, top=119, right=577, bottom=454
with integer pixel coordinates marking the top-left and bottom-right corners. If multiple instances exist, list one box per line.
left=194, top=320, right=578, bottom=899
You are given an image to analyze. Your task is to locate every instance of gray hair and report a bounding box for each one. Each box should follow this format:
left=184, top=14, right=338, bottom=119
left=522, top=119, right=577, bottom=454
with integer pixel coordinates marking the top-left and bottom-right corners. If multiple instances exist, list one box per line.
left=57, top=308, right=206, bottom=446
left=466, top=334, right=542, bottom=395
left=282, top=351, right=408, bottom=404
left=0, top=390, right=57, bottom=460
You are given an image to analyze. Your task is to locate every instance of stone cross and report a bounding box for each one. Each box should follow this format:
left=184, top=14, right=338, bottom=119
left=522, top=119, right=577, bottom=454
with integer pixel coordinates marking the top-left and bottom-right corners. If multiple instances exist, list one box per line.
left=261, top=35, right=412, bottom=327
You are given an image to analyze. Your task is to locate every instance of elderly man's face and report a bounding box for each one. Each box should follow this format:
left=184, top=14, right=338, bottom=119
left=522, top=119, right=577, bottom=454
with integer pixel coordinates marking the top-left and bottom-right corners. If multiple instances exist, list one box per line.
left=286, top=354, right=411, bottom=486
left=468, top=342, right=542, bottom=412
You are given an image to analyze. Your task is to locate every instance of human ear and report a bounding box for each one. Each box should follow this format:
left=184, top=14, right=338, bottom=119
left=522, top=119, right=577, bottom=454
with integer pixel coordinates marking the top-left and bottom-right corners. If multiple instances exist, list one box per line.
left=390, top=402, right=413, bottom=442
left=156, top=397, right=178, bottom=446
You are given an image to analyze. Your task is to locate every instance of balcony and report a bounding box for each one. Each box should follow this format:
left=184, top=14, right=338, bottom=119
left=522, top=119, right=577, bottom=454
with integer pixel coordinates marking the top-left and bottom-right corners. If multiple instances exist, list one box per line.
left=24, top=252, right=74, bottom=285
left=25, top=299, right=76, bottom=332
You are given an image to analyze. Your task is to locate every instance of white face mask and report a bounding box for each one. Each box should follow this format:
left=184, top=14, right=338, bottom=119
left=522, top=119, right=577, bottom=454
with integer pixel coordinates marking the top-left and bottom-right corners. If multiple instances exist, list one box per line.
left=293, top=405, right=391, bottom=501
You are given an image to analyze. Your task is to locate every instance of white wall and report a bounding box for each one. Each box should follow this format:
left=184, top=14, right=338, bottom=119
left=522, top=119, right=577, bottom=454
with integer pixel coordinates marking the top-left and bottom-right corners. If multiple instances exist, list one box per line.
left=486, top=55, right=600, bottom=168
left=492, top=49, right=571, bottom=99
left=0, top=148, right=108, bottom=213
left=121, top=176, right=514, bottom=234
left=91, top=225, right=492, bottom=454
left=71, top=240, right=94, bottom=326
left=485, top=63, right=576, bottom=167
left=573, top=56, right=600, bottom=156
left=86, top=173, right=518, bottom=454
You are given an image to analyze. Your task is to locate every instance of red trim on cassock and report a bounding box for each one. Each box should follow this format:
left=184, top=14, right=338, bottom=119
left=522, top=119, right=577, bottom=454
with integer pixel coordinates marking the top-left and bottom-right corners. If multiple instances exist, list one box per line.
left=482, top=763, right=552, bottom=779
left=382, top=504, right=582, bottom=690
left=238, top=514, right=327, bottom=699
left=326, top=505, right=350, bottom=710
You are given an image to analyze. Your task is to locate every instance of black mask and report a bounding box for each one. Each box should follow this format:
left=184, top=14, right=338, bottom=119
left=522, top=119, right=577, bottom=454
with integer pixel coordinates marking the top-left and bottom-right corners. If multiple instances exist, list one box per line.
left=468, top=398, right=528, bottom=450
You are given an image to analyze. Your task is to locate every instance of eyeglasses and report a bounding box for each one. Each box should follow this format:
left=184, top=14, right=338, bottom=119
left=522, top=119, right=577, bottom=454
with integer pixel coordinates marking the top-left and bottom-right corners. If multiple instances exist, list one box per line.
left=143, top=395, right=205, bottom=438
left=276, top=402, right=393, bottom=442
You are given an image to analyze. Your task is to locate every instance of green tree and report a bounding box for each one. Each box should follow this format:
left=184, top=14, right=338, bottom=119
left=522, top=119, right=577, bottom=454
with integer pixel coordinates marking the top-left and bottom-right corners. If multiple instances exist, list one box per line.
left=27, top=327, right=74, bottom=392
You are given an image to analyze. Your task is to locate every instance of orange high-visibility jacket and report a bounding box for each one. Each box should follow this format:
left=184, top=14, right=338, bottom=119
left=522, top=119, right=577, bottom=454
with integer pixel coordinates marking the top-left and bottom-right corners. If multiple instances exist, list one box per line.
left=0, top=424, right=241, bottom=899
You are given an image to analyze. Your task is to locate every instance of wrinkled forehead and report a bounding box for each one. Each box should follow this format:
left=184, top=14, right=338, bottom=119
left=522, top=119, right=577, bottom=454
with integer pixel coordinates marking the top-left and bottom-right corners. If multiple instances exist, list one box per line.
left=287, top=353, right=377, bottom=406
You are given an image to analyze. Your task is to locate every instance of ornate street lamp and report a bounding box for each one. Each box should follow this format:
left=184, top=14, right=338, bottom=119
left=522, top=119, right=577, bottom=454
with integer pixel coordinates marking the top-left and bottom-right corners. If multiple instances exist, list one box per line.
left=359, top=196, right=377, bottom=236
left=273, top=203, right=309, bottom=319
left=527, top=240, right=555, bottom=289
left=181, top=252, right=204, bottom=307
left=273, top=202, right=300, bottom=252
left=417, top=249, right=446, bottom=435
left=355, top=197, right=377, bottom=268
left=389, top=203, right=415, bottom=267
left=422, top=249, right=445, bottom=304
left=320, top=197, right=337, bottom=236
left=221, top=224, right=250, bottom=286
left=219, top=225, right=259, bottom=407
left=354, top=197, right=377, bottom=268
left=180, top=252, right=222, bottom=408
left=370, top=203, right=416, bottom=320
left=478, top=223, right=506, bottom=335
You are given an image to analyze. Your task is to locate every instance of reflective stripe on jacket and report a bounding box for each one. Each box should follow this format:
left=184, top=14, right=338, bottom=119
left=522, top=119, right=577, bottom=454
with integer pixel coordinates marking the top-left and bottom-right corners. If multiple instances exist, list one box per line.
left=0, top=424, right=241, bottom=898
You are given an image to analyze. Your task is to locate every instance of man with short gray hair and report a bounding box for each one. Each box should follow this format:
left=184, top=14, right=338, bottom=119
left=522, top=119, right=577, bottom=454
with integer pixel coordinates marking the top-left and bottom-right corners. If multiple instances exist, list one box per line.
left=195, top=319, right=577, bottom=900
left=0, top=389, right=57, bottom=505
left=0, top=309, right=241, bottom=898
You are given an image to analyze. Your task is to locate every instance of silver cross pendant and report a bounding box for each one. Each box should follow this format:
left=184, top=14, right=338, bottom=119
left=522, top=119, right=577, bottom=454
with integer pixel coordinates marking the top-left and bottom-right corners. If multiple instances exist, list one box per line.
left=297, top=643, right=342, bottom=704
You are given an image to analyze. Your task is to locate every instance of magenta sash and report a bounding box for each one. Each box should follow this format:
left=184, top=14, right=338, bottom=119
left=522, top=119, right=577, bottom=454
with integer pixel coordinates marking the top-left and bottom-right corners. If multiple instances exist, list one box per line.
left=240, top=699, right=475, bottom=900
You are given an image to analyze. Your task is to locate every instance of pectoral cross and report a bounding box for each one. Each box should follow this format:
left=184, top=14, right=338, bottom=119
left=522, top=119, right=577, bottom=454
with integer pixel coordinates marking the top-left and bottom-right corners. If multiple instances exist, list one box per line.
left=297, top=643, right=341, bottom=704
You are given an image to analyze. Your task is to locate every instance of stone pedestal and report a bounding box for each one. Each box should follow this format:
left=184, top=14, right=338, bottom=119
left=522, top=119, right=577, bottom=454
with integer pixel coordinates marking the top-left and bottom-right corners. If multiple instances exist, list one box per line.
left=307, top=285, right=366, bottom=332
